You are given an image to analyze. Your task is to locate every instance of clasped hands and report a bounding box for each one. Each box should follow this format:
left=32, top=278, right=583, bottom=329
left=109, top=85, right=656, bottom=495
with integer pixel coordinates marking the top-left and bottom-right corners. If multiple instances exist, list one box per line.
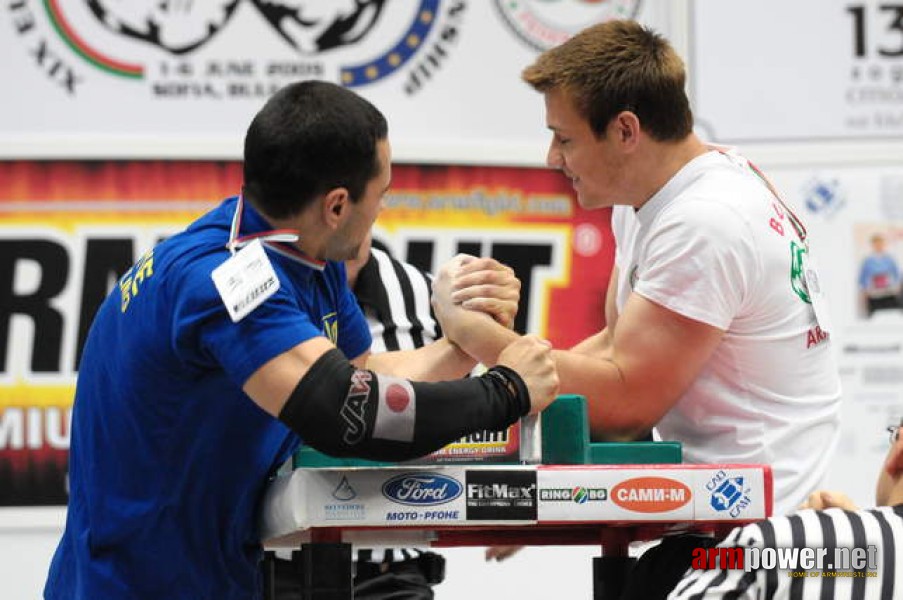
left=433, top=255, right=555, bottom=564
left=430, top=253, right=559, bottom=415
left=431, top=253, right=521, bottom=330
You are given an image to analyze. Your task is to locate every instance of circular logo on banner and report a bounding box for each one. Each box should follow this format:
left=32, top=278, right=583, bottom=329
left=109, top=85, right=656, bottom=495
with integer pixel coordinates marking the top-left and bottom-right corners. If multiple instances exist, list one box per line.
left=573, top=223, right=602, bottom=257
left=29, top=0, right=462, bottom=96
left=494, top=0, right=642, bottom=51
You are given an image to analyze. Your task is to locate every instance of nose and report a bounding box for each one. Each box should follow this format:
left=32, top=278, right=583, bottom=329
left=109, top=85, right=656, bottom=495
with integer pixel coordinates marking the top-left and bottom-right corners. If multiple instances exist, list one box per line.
left=546, top=142, right=563, bottom=169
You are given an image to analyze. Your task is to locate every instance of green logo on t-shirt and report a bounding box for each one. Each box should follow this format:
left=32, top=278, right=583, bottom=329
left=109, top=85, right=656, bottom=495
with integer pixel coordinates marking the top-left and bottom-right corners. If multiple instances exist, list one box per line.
left=790, top=240, right=811, bottom=304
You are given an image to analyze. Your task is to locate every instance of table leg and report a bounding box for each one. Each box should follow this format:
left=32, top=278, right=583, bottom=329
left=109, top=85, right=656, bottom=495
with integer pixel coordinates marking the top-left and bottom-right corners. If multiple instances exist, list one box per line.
left=299, top=542, right=353, bottom=600
left=262, top=551, right=277, bottom=600
left=593, top=529, right=637, bottom=600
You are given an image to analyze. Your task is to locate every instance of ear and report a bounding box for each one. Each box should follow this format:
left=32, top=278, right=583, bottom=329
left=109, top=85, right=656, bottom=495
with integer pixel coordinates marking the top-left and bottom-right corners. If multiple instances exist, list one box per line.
left=612, top=110, right=641, bottom=150
left=322, top=187, right=350, bottom=228
left=885, top=438, right=903, bottom=477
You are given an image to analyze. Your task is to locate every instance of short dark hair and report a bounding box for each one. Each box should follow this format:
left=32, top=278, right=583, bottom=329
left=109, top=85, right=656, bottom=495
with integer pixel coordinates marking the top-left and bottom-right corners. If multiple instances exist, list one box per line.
left=522, top=20, right=692, bottom=142
left=243, top=80, right=388, bottom=219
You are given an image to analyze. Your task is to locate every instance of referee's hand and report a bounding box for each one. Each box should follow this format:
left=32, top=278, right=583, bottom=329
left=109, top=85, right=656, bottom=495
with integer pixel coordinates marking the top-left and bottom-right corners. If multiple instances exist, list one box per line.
left=798, top=490, right=858, bottom=511
left=485, top=545, right=523, bottom=562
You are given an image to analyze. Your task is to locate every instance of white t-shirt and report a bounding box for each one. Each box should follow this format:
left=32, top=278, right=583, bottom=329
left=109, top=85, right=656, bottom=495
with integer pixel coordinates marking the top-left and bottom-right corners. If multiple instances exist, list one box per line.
left=612, top=149, right=841, bottom=515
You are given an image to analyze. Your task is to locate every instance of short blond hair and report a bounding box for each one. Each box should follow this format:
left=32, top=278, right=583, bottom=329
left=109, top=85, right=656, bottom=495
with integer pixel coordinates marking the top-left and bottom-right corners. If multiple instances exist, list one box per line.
left=522, top=20, right=692, bottom=141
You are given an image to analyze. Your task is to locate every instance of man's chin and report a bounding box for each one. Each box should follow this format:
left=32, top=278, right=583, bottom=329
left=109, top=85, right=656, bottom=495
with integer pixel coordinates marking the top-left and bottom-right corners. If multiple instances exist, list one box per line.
left=326, top=245, right=360, bottom=263
left=575, top=193, right=601, bottom=210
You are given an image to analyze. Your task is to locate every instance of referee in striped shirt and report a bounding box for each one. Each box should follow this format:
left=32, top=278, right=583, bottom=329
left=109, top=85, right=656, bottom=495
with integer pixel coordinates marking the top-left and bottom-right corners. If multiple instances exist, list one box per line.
left=669, top=418, right=903, bottom=599
left=347, top=236, right=449, bottom=599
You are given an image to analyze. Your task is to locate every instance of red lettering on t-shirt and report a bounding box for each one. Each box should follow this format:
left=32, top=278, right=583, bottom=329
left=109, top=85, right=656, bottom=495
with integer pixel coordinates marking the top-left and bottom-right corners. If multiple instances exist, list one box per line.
left=806, top=325, right=829, bottom=348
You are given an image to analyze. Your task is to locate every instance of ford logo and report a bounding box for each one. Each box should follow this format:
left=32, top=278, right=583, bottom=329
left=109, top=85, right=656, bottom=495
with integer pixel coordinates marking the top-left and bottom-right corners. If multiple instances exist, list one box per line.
left=381, top=473, right=462, bottom=506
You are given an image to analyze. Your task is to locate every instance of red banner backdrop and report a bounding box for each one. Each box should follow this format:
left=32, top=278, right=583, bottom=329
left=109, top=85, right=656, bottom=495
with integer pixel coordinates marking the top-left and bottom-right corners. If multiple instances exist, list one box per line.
left=0, top=160, right=613, bottom=505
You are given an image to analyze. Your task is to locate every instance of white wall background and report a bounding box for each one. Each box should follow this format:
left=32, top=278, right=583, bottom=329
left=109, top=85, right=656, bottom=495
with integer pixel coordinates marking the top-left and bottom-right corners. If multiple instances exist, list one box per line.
left=3, top=0, right=903, bottom=598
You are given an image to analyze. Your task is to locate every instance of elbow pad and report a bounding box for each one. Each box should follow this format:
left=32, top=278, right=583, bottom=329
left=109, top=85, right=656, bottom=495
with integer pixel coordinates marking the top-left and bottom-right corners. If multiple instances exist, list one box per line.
left=278, top=348, right=529, bottom=462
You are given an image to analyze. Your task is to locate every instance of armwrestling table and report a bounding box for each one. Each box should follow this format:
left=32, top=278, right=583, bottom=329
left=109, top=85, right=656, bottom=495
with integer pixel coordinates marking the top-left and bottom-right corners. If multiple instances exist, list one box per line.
left=259, top=396, right=773, bottom=599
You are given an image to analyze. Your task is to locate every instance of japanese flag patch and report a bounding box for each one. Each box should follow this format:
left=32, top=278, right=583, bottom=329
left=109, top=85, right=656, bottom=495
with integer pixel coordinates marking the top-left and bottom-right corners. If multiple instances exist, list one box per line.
left=373, top=376, right=416, bottom=442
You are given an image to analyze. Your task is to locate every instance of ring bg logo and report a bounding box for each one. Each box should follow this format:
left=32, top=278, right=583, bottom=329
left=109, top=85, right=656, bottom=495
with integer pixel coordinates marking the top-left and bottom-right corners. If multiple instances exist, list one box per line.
left=35, top=0, right=458, bottom=91
left=494, top=0, right=641, bottom=51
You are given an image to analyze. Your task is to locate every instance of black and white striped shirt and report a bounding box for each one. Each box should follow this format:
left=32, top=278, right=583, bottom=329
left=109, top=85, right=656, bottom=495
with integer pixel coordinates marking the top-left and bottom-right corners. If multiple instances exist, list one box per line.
left=669, top=505, right=903, bottom=599
left=353, top=247, right=440, bottom=353
left=353, top=247, right=440, bottom=565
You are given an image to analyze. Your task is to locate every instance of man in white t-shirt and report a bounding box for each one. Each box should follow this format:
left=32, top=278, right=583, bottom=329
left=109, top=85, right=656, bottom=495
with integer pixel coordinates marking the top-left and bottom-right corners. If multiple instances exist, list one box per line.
left=608, top=148, right=839, bottom=516
left=435, top=20, right=841, bottom=593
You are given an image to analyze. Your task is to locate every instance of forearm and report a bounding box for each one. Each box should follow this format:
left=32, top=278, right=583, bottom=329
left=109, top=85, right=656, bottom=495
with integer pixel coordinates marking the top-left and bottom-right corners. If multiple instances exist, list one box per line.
left=552, top=349, right=664, bottom=442
left=447, top=312, right=660, bottom=440
left=557, top=292, right=726, bottom=443
left=442, top=306, right=519, bottom=367
left=280, top=348, right=530, bottom=462
left=569, top=328, right=613, bottom=359
left=366, top=338, right=476, bottom=381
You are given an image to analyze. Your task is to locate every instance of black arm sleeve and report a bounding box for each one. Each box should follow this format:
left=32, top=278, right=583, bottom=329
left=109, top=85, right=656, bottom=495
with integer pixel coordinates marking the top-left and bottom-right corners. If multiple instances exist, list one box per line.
left=278, top=348, right=530, bottom=462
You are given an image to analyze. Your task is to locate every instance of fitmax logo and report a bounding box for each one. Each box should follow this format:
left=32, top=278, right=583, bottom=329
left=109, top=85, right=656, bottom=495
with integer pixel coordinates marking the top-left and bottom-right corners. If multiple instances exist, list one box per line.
left=467, top=483, right=535, bottom=500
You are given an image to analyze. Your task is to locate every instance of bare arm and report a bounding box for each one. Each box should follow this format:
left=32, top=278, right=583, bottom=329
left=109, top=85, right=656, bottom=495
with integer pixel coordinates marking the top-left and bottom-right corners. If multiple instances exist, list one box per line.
left=434, top=254, right=723, bottom=442
left=356, top=253, right=521, bottom=381
left=365, top=338, right=476, bottom=381
left=243, top=336, right=337, bottom=417
left=556, top=293, right=724, bottom=441
left=570, top=265, right=618, bottom=358
left=447, top=256, right=521, bottom=328
left=359, top=252, right=523, bottom=380
left=569, top=329, right=613, bottom=359
left=431, top=255, right=521, bottom=366
left=435, top=303, right=519, bottom=366
left=440, top=291, right=723, bottom=442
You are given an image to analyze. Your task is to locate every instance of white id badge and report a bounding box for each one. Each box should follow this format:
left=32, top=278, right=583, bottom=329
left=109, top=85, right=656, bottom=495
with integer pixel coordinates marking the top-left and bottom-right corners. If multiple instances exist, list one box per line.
left=211, top=238, right=280, bottom=322
left=802, top=252, right=833, bottom=335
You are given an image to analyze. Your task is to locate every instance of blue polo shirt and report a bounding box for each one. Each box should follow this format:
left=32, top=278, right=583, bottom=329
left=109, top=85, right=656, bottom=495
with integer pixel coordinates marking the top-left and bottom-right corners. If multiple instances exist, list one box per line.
left=858, top=253, right=900, bottom=295
left=45, top=196, right=371, bottom=599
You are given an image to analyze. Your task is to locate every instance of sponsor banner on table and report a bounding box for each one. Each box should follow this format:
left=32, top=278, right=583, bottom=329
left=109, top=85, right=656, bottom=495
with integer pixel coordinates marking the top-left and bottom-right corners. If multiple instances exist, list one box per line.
left=536, top=466, right=770, bottom=522
left=464, top=468, right=538, bottom=522
left=303, top=467, right=470, bottom=526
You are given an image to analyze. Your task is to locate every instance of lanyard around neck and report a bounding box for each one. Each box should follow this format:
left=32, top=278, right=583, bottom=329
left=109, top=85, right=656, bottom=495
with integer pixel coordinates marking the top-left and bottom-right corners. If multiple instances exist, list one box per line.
left=714, top=148, right=807, bottom=245
left=226, top=194, right=300, bottom=256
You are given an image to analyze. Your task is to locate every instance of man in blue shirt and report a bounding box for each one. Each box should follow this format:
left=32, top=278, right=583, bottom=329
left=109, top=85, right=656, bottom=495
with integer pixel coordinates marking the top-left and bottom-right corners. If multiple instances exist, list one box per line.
left=44, top=81, right=559, bottom=600
left=858, top=233, right=902, bottom=317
